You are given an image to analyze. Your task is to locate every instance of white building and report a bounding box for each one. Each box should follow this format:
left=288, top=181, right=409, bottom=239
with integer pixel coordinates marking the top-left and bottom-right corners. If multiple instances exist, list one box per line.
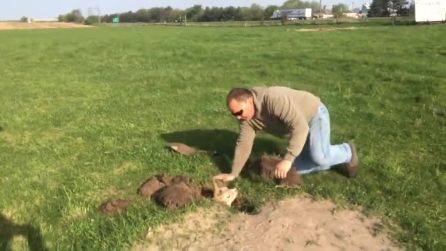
left=415, top=0, right=446, bottom=22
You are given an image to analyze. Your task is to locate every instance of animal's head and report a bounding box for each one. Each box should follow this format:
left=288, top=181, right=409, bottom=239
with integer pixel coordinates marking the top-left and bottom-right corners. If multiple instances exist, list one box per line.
left=213, top=179, right=238, bottom=206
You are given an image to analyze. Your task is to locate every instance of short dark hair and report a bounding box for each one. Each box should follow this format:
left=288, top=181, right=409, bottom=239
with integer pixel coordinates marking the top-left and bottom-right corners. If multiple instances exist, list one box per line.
left=227, top=88, right=252, bottom=106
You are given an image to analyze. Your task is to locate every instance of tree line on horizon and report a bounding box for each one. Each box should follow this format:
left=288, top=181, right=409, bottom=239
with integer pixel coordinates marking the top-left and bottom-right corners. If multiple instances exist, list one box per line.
left=56, top=0, right=414, bottom=24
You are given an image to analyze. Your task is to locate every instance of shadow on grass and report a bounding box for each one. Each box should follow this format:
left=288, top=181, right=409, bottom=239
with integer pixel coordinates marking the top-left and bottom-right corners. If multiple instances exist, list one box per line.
left=161, top=128, right=283, bottom=174
left=0, top=214, right=48, bottom=251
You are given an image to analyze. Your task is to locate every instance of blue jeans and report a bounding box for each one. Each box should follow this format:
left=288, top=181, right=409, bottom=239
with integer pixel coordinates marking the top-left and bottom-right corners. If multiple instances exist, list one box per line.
left=293, top=103, right=352, bottom=175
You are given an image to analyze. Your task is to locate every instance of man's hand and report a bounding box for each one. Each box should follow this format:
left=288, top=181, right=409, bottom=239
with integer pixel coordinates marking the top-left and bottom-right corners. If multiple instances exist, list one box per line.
left=275, top=160, right=292, bottom=179
left=213, top=173, right=236, bottom=182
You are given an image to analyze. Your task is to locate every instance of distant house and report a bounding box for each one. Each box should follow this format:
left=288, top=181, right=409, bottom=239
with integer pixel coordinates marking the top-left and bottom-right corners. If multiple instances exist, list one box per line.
left=33, top=18, right=58, bottom=22
left=320, top=14, right=334, bottom=19
left=344, top=12, right=359, bottom=18
left=22, top=18, right=58, bottom=22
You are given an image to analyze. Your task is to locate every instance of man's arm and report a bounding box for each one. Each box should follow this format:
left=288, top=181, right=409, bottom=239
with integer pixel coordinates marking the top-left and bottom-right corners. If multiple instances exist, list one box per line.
left=230, top=121, right=256, bottom=177
left=283, top=118, right=309, bottom=162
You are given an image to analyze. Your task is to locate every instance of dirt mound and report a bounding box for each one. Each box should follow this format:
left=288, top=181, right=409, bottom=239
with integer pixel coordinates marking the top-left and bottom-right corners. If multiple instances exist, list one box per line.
left=0, top=22, right=92, bottom=31
left=296, top=27, right=361, bottom=32
left=133, top=194, right=401, bottom=251
left=100, top=173, right=243, bottom=215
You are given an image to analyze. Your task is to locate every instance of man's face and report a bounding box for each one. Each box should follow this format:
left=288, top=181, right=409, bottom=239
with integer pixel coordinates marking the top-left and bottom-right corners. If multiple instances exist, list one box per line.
left=228, top=98, right=255, bottom=121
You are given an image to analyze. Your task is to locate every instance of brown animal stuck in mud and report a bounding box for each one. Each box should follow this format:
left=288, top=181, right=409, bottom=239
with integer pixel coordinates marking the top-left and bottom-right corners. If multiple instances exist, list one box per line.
left=253, top=155, right=303, bottom=187
left=99, top=143, right=288, bottom=216
left=212, top=179, right=238, bottom=207
left=148, top=175, right=239, bottom=210
left=137, top=175, right=168, bottom=198
left=152, top=181, right=201, bottom=210
left=137, top=174, right=191, bottom=198
left=99, top=174, right=241, bottom=215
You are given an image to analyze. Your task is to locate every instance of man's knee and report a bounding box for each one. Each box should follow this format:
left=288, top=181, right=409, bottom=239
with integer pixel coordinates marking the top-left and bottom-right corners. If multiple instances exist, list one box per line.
left=310, top=152, right=331, bottom=167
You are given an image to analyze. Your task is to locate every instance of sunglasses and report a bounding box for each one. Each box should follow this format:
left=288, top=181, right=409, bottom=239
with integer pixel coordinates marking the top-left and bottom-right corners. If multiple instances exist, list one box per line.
left=231, top=109, right=243, bottom=116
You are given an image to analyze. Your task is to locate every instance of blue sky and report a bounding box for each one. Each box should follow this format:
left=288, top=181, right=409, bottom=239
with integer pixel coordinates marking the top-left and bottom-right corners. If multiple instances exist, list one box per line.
left=0, top=0, right=368, bottom=20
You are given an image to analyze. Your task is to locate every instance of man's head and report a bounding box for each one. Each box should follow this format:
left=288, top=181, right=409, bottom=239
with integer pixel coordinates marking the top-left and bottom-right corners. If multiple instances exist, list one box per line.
left=227, top=88, right=255, bottom=121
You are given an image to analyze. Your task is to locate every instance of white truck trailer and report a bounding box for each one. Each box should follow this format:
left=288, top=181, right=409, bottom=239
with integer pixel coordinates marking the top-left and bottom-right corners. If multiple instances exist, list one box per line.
left=415, top=0, right=446, bottom=22
left=271, top=8, right=312, bottom=20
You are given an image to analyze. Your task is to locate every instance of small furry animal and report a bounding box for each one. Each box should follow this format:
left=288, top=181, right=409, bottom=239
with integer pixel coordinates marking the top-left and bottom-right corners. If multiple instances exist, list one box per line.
left=137, top=174, right=191, bottom=198
left=138, top=174, right=238, bottom=210
left=153, top=181, right=201, bottom=210
left=212, top=179, right=238, bottom=206
left=253, top=155, right=303, bottom=187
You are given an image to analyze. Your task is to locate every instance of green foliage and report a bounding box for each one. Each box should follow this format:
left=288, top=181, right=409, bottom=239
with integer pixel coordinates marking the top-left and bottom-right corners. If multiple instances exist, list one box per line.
left=99, top=2, right=321, bottom=23
left=368, top=0, right=411, bottom=17
left=281, top=0, right=320, bottom=13
left=85, top=15, right=100, bottom=25
left=369, top=0, right=389, bottom=17
left=58, top=9, right=85, bottom=23
left=243, top=4, right=265, bottom=21
left=0, top=24, right=445, bottom=250
left=398, top=2, right=415, bottom=16
left=57, top=14, right=67, bottom=22
left=103, top=7, right=184, bottom=23
left=186, top=5, right=204, bottom=21
left=332, top=4, right=349, bottom=18
left=264, top=5, right=280, bottom=19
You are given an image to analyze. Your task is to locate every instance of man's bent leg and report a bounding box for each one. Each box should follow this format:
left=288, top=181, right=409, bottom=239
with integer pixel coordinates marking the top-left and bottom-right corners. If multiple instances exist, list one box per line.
left=294, top=143, right=331, bottom=175
left=309, top=103, right=352, bottom=167
left=293, top=103, right=352, bottom=175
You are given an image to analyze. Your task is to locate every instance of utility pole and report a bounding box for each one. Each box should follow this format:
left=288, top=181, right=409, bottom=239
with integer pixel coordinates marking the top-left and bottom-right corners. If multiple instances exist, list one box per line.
left=96, top=6, right=101, bottom=23
left=320, top=0, right=322, bottom=16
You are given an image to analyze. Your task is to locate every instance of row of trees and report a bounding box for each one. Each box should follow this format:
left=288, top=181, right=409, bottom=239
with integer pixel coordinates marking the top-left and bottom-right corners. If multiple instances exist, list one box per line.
left=100, top=1, right=321, bottom=23
left=58, top=0, right=323, bottom=24
left=103, top=4, right=279, bottom=22
left=368, top=0, right=415, bottom=17
left=58, top=0, right=415, bottom=24
left=58, top=9, right=85, bottom=23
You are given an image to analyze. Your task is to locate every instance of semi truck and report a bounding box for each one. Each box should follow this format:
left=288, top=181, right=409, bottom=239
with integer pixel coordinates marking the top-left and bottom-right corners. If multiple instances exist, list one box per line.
left=271, top=8, right=312, bottom=20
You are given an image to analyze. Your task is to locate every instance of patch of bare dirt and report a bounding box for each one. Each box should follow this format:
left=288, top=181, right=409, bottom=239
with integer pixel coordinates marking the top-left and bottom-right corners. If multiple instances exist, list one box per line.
left=0, top=22, right=92, bottom=31
left=296, top=27, right=362, bottom=32
left=133, top=194, right=401, bottom=251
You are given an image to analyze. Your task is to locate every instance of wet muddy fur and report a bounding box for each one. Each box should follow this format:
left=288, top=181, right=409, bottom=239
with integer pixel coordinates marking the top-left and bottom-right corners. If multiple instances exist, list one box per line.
left=253, top=155, right=303, bottom=187
left=99, top=144, right=301, bottom=216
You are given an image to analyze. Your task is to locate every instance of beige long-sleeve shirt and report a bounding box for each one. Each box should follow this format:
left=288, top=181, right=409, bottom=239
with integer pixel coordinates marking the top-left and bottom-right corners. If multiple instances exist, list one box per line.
left=230, top=86, right=321, bottom=177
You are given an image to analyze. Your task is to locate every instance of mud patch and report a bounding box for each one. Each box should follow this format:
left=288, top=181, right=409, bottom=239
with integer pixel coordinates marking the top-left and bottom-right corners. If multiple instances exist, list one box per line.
left=133, top=194, right=401, bottom=251
left=0, top=22, right=93, bottom=31
left=296, top=27, right=362, bottom=32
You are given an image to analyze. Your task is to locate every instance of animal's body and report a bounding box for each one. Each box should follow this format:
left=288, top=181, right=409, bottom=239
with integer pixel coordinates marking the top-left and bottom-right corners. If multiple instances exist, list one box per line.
left=254, top=155, right=303, bottom=187
left=100, top=174, right=239, bottom=215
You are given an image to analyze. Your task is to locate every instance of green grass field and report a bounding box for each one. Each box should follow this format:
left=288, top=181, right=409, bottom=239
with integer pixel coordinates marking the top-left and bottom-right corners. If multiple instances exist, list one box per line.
left=0, top=23, right=445, bottom=250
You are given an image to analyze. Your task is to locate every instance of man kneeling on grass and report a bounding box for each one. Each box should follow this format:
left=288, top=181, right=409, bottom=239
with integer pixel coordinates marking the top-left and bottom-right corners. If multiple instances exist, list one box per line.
left=214, top=86, right=359, bottom=182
